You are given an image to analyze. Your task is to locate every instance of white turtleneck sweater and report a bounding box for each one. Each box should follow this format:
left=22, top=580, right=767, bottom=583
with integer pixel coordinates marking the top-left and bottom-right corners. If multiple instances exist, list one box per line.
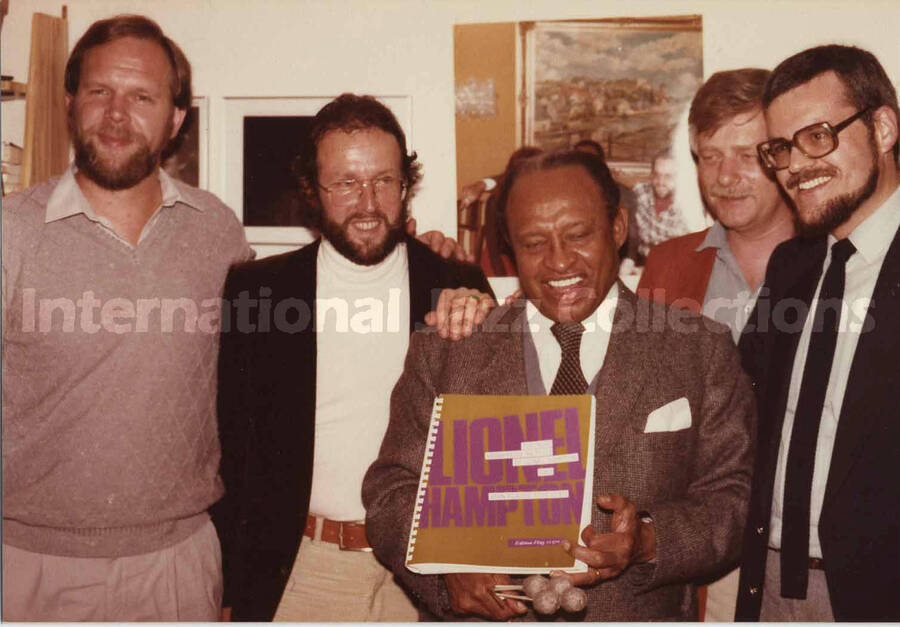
left=309, top=239, right=411, bottom=521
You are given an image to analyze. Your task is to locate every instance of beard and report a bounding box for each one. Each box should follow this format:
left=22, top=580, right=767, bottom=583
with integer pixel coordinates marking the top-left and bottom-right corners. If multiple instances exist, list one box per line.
left=319, top=205, right=408, bottom=266
left=787, top=131, right=880, bottom=239
left=787, top=162, right=879, bottom=239
left=70, top=114, right=169, bottom=190
left=652, top=184, right=673, bottom=200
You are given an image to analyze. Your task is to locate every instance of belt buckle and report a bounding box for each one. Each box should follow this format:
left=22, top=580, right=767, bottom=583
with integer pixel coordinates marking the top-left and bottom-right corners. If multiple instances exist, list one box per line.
left=338, top=522, right=373, bottom=552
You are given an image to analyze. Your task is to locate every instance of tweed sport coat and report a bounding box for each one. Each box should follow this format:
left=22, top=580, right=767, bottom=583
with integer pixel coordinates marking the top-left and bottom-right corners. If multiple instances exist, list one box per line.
left=362, top=285, right=756, bottom=621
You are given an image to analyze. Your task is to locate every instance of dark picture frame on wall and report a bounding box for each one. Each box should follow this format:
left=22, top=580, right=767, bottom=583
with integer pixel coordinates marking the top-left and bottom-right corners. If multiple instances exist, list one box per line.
left=223, top=96, right=412, bottom=247
left=522, top=16, right=703, bottom=172
left=241, top=114, right=314, bottom=229
left=162, top=96, right=207, bottom=189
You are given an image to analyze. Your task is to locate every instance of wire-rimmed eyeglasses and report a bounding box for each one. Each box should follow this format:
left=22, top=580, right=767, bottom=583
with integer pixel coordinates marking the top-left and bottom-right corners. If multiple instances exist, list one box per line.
left=318, top=174, right=405, bottom=203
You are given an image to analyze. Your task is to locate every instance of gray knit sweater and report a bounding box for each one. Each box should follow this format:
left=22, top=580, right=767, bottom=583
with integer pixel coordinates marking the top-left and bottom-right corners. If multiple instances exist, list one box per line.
left=2, top=171, right=252, bottom=557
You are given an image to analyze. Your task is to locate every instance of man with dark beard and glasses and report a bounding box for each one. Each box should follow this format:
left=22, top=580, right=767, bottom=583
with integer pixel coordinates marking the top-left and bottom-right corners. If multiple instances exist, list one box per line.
left=212, top=94, right=492, bottom=621
left=736, top=45, right=900, bottom=621
left=1, top=15, right=253, bottom=621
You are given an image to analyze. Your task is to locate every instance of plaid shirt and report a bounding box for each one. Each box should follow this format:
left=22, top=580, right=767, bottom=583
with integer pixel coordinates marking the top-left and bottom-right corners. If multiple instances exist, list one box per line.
left=633, top=182, right=690, bottom=258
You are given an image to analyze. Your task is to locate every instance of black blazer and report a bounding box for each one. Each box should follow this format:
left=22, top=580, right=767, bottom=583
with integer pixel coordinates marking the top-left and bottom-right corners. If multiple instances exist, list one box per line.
left=210, top=237, right=493, bottom=621
left=735, top=226, right=900, bottom=621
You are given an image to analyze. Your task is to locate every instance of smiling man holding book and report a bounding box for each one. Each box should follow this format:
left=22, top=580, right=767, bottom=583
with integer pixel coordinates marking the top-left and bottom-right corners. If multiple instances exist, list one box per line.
left=363, top=148, right=756, bottom=621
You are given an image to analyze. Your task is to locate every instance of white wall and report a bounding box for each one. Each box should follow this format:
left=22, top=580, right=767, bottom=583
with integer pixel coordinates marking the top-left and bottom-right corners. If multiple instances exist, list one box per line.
left=3, top=0, right=899, bottom=249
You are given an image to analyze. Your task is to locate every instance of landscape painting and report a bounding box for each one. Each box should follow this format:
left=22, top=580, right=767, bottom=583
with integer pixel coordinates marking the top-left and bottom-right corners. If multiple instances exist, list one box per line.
left=524, top=16, right=703, bottom=166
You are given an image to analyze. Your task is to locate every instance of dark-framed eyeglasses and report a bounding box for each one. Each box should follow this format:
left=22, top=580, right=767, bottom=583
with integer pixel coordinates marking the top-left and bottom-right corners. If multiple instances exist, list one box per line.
left=756, top=108, right=871, bottom=171
left=318, top=174, right=405, bottom=204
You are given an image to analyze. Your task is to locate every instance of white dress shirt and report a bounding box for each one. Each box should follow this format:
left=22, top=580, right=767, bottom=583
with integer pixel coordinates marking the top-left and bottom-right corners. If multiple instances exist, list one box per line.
left=770, top=187, right=900, bottom=557
left=525, top=285, right=619, bottom=392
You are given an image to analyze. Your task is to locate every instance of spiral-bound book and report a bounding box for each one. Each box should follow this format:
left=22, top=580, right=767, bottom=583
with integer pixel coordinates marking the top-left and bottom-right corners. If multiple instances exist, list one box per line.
left=405, top=393, right=596, bottom=574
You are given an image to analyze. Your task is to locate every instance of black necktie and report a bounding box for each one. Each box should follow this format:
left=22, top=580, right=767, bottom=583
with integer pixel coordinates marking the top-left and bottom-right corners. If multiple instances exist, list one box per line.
left=780, top=238, right=856, bottom=599
left=550, top=322, right=588, bottom=395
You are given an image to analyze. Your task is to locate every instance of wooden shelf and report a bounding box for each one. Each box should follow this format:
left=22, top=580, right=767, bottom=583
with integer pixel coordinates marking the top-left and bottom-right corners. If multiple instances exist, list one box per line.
left=1, top=79, right=27, bottom=101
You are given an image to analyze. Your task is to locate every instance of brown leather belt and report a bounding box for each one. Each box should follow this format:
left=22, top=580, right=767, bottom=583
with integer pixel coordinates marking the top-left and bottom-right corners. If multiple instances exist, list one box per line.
left=769, top=547, right=825, bottom=570
left=304, top=514, right=372, bottom=551
left=807, top=557, right=825, bottom=570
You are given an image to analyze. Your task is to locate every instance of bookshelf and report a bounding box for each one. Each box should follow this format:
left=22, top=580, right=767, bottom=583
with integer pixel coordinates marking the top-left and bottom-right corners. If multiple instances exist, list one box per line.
left=1, top=6, right=67, bottom=196
left=1, top=78, right=27, bottom=101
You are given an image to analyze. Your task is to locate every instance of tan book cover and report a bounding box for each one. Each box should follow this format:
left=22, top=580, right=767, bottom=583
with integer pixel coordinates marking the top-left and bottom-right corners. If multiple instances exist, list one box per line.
left=405, top=393, right=595, bottom=574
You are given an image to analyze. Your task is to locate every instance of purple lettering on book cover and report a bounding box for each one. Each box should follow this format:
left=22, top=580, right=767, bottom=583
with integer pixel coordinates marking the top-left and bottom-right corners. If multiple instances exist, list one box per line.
left=419, top=407, right=587, bottom=530
left=508, top=537, right=565, bottom=548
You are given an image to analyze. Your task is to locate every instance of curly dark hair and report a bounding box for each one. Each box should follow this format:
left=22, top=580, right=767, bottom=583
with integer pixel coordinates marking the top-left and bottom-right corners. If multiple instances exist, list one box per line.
left=763, top=44, right=899, bottom=163
left=298, top=94, right=422, bottom=228
left=495, top=149, right=620, bottom=258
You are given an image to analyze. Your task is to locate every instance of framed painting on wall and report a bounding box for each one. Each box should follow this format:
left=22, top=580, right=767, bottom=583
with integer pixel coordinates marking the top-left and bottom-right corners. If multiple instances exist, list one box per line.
left=223, top=96, right=412, bottom=246
left=162, top=96, right=208, bottom=189
left=522, top=16, right=702, bottom=176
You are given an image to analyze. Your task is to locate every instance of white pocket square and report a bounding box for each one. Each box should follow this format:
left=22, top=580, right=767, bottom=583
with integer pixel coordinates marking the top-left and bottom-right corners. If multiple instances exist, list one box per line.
left=644, top=397, right=692, bottom=433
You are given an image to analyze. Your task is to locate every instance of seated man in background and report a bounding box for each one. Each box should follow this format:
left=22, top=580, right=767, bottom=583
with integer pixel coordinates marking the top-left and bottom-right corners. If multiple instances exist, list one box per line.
left=638, top=67, right=795, bottom=620
left=363, top=148, right=755, bottom=621
left=213, top=93, right=492, bottom=622
left=633, top=150, right=691, bottom=261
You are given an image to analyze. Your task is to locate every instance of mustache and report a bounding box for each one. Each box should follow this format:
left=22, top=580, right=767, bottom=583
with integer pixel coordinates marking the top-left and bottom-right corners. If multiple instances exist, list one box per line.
left=707, top=185, right=753, bottom=199
left=785, top=166, right=838, bottom=190
left=91, top=122, right=137, bottom=141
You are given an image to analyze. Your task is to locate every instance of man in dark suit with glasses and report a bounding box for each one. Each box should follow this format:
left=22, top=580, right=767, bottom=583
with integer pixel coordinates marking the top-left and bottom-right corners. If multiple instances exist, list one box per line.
left=737, top=44, right=900, bottom=622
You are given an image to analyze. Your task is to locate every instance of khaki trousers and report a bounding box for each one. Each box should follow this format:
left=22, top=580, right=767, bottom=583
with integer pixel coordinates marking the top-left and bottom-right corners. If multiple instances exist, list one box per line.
left=704, top=567, right=740, bottom=621
left=2, top=519, right=222, bottom=622
left=273, top=537, right=419, bottom=622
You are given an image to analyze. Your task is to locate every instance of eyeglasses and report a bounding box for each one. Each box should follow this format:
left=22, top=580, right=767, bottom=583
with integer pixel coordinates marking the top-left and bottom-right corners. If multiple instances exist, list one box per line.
left=757, top=108, right=871, bottom=171
left=318, top=174, right=405, bottom=204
